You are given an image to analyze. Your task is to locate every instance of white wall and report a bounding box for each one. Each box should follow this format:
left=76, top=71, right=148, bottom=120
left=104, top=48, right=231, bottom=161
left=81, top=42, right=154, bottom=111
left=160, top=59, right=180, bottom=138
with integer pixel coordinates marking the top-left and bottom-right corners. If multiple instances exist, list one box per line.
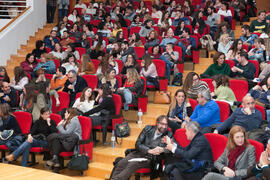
left=0, top=19, right=12, bottom=30
left=0, top=0, right=46, bottom=66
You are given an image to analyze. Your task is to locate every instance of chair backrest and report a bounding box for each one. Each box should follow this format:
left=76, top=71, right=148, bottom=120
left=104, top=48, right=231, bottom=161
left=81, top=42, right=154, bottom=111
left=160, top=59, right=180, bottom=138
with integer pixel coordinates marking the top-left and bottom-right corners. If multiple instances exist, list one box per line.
left=140, top=76, right=147, bottom=95
left=173, top=46, right=183, bottom=62
left=115, top=75, right=122, bottom=87
left=174, top=128, right=191, bottom=147
left=122, top=27, right=129, bottom=39
left=115, top=59, right=123, bottom=74
left=112, top=94, right=122, bottom=116
left=188, top=98, right=198, bottom=110
left=229, top=80, right=248, bottom=101
left=78, top=116, right=92, bottom=156
left=205, top=133, right=227, bottom=161
left=75, top=92, right=82, bottom=100
left=248, top=139, right=264, bottom=162
left=152, top=59, right=166, bottom=77
left=75, top=47, right=86, bottom=59
left=51, top=91, right=70, bottom=113
left=224, top=60, right=235, bottom=68
left=134, top=47, right=145, bottom=59
left=130, top=26, right=141, bottom=35
left=45, top=73, right=53, bottom=80
left=152, top=26, right=160, bottom=36
left=255, top=104, right=265, bottom=120
left=82, top=74, right=98, bottom=90
left=201, top=78, right=214, bottom=92
left=52, top=59, right=60, bottom=70
left=50, top=113, right=62, bottom=125
left=91, top=59, right=100, bottom=73
left=216, top=101, right=230, bottom=122
left=248, top=60, right=259, bottom=78
left=90, top=19, right=101, bottom=26
left=13, top=111, right=32, bottom=134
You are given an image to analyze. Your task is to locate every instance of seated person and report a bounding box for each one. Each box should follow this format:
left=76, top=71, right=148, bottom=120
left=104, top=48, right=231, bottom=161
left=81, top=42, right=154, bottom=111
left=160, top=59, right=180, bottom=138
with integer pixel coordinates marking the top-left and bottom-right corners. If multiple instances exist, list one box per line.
left=20, top=53, right=38, bottom=75
left=101, top=68, right=119, bottom=92
left=140, top=54, right=159, bottom=89
left=202, top=52, right=230, bottom=78
left=248, top=38, right=265, bottom=63
left=218, top=34, right=234, bottom=54
left=203, top=125, right=256, bottom=180
left=10, top=66, right=29, bottom=92
left=240, top=25, right=258, bottom=48
left=160, top=28, right=177, bottom=48
left=109, top=115, right=173, bottom=180
left=246, top=139, right=270, bottom=180
left=0, top=81, right=18, bottom=109
left=61, top=53, right=79, bottom=74
left=144, top=30, right=160, bottom=51
left=214, top=95, right=262, bottom=134
left=139, top=20, right=154, bottom=38
left=163, top=121, right=213, bottom=180
left=63, top=70, right=88, bottom=106
left=72, top=87, right=95, bottom=114
left=167, top=89, right=193, bottom=134
left=33, top=53, right=56, bottom=74
left=78, top=54, right=95, bottom=75
left=50, top=67, right=67, bottom=91
left=43, top=30, right=59, bottom=50
left=5, top=107, right=58, bottom=167
left=32, top=40, right=47, bottom=59
left=230, top=52, right=256, bottom=80
left=250, top=11, right=268, bottom=34
left=177, top=28, right=196, bottom=57
left=184, top=90, right=221, bottom=133
left=226, top=39, right=245, bottom=61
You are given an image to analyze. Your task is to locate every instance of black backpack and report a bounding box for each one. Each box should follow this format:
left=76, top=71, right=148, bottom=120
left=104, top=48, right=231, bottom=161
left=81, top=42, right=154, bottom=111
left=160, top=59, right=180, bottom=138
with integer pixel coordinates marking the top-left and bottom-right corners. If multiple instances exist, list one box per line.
left=172, top=73, right=183, bottom=86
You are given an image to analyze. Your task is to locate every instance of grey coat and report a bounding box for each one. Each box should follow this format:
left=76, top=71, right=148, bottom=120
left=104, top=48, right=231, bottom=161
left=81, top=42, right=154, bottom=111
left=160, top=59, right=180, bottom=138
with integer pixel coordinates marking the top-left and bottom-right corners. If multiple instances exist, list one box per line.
left=215, top=145, right=256, bottom=177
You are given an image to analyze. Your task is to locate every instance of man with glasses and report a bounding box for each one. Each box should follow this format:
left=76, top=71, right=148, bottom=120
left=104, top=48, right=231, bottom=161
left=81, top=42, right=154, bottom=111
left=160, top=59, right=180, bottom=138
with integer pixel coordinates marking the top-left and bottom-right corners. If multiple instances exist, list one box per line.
left=63, top=70, right=88, bottom=106
left=109, top=115, right=173, bottom=180
left=214, top=95, right=262, bottom=134
left=0, top=81, right=17, bottom=108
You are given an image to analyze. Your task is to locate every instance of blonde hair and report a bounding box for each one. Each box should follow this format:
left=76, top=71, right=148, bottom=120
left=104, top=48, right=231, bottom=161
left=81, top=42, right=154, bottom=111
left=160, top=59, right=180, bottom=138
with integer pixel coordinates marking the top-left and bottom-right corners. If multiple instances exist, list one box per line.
left=220, top=33, right=229, bottom=45
left=126, top=68, right=140, bottom=84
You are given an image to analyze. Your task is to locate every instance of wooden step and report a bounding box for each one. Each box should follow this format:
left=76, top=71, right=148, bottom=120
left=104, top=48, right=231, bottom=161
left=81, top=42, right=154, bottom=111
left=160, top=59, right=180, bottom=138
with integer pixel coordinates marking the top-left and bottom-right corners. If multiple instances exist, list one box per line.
left=85, top=162, right=113, bottom=179
left=92, top=146, right=125, bottom=164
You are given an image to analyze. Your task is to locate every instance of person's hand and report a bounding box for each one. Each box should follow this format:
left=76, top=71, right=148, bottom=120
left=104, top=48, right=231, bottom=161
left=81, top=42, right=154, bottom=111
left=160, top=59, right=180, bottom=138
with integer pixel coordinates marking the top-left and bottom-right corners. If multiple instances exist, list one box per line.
left=174, top=116, right=182, bottom=123
left=166, top=143, right=174, bottom=152
left=261, top=44, right=266, bottom=51
left=68, top=84, right=74, bottom=90
left=181, top=121, right=187, bottom=129
left=3, top=95, right=10, bottom=102
left=148, top=147, right=163, bottom=155
left=223, top=167, right=235, bottom=177
left=58, top=120, right=65, bottom=126
left=184, top=116, right=190, bottom=122
left=253, top=85, right=262, bottom=90
left=0, top=93, right=4, bottom=97
left=244, top=107, right=252, bottom=115
left=27, top=134, right=33, bottom=143
left=91, top=46, right=95, bottom=50
left=194, top=29, right=198, bottom=34
left=46, top=118, right=51, bottom=126
left=262, top=85, right=268, bottom=92
left=259, top=151, right=270, bottom=166
left=168, top=117, right=176, bottom=121
left=56, top=98, right=60, bottom=107
left=210, top=92, right=215, bottom=97
left=213, top=130, right=218, bottom=134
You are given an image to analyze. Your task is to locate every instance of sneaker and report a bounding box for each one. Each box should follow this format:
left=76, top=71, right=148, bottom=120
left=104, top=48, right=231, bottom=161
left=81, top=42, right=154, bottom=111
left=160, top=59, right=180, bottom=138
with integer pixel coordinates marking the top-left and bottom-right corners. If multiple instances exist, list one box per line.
left=6, top=154, right=14, bottom=162
left=46, top=159, right=54, bottom=167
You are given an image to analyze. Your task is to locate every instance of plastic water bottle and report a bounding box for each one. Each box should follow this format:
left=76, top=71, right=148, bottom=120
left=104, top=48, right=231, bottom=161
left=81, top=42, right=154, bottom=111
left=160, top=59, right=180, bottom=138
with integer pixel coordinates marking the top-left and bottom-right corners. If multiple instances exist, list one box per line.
left=137, top=109, right=143, bottom=127
left=111, top=130, right=116, bottom=148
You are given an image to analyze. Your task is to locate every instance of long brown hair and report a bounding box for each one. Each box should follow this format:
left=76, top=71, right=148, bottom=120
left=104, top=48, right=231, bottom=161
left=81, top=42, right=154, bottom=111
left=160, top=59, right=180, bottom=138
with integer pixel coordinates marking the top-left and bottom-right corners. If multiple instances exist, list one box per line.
left=80, top=87, right=94, bottom=102
left=168, top=89, right=187, bottom=116
left=64, top=108, right=78, bottom=129
left=213, top=52, right=225, bottom=64
left=23, top=83, right=37, bottom=105
left=81, top=54, right=91, bottom=72
left=212, top=74, right=230, bottom=88
left=142, top=54, right=153, bottom=71
left=0, top=103, right=13, bottom=119
left=14, top=66, right=27, bottom=85
left=126, top=68, right=141, bottom=85
left=183, top=72, right=199, bottom=93
left=227, top=125, right=249, bottom=151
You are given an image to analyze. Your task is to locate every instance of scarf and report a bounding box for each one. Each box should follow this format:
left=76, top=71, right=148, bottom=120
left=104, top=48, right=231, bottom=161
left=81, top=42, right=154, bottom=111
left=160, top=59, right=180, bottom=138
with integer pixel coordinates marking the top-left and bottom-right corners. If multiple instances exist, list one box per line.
left=227, top=143, right=247, bottom=170
left=171, top=102, right=187, bottom=120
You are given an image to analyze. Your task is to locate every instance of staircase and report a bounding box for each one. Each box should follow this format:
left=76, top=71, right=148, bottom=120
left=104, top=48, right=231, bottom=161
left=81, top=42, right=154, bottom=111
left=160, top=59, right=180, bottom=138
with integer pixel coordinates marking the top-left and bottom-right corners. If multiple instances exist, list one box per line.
left=5, top=23, right=56, bottom=79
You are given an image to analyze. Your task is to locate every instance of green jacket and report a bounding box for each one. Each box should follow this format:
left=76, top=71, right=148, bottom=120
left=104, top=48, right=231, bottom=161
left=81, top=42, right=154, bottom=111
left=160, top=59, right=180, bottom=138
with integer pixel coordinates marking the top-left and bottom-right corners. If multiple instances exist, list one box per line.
left=203, top=63, right=231, bottom=77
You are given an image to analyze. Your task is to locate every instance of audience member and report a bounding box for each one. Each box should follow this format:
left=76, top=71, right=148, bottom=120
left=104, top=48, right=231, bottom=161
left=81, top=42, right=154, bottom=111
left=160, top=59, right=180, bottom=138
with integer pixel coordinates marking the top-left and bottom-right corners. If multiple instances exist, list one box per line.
left=50, top=66, right=67, bottom=91
left=78, top=54, right=95, bottom=75
left=0, top=67, right=10, bottom=84
left=249, top=75, right=270, bottom=106
left=144, top=30, right=160, bottom=51
left=226, top=39, right=246, bottom=60
left=0, top=81, right=18, bottom=108
left=121, top=54, right=140, bottom=75
left=10, top=66, right=29, bottom=92
left=61, top=53, right=79, bottom=74
left=248, top=38, right=265, bottom=63
left=250, top=11, right=268, bottom=33
left=140, top=54, right=159, bottom=89
left=139, top=20, right=154, bottom=37
left=101, top=68, right=119, bottom=92
left=149, top=44, right=162, bottom=59
left=240, top=25, right=258, bottom=48
left=72, top=87, right=94, bottom=114
left=32, top=40, right=47, bottom=59
left=34, top=53, right=56, bottom=74
left=20, top=53, right=38, bottom=75
left=43, top=30, right=59, bottom=50
left=218, top=34, right=234, bottom=54
left=59, top=31, right=75, bottom=49
left=160, top=28, right=177, bottom=48
left=68, top=9, right=78, bottom=23
left=49, top=42, right=65, bottom=60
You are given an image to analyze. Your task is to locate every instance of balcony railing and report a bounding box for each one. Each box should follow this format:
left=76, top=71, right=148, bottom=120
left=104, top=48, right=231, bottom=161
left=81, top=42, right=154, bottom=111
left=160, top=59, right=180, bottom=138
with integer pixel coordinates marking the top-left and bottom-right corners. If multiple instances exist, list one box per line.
left=0, top=0, right=27, bottom=18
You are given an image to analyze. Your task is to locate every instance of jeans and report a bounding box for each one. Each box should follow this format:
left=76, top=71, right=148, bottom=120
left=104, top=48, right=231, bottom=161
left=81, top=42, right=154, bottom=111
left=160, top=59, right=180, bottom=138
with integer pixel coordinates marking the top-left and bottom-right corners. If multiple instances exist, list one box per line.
left=123, top=88, right=133, bottom=110
left=159, top=55, right=174, bottom=83
left=47, top=5, right=56, bottom=23
left=177, top=42, right=187, bottom=60
left=12, top=138, right=47, bottom=167
left=58, top=9, right=68, bottom=22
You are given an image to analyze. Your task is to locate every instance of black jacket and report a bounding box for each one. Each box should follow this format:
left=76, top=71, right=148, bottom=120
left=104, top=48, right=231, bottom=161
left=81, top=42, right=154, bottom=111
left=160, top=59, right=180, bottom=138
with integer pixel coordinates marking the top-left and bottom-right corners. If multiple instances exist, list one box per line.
left=84, top=96, right=115, bottom=117
left=125, top=79, right=144, bottom=106
left=30, top=118, right=58, bottom=137
left=135, top=125, right=173, bottom=156
left=0, top=87, right=18, bottom=108
left=0, top=115, right=21, bottom=136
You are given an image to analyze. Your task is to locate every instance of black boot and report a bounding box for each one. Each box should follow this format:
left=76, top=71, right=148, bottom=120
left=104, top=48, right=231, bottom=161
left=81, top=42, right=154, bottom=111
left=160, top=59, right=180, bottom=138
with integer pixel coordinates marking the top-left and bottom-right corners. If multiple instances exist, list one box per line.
left=102, top=129, right=108, bottom=145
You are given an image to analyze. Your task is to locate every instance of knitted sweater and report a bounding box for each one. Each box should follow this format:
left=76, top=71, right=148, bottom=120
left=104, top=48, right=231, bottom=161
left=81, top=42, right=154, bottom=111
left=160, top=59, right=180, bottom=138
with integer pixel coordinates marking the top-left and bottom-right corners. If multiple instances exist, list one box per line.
left=187, top=81, right=209, bottom=99
left=203, top=63, right=231, bottom=77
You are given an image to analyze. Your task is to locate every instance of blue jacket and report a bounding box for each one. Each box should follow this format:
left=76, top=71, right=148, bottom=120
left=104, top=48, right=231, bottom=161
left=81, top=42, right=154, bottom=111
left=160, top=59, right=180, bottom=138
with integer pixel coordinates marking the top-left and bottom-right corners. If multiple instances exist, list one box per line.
left=34, top=61, right=56, bottom=74
left=190, top=100, right=221, bottom=127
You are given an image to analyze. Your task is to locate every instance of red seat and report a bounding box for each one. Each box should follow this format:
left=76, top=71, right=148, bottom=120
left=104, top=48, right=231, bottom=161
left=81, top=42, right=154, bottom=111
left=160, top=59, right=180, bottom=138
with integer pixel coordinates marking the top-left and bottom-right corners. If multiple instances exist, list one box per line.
left=248, top=139, right=264, bottom=162
left=255, top=104, right=265, bottom=120
left=173, top=46, right=183, bottom=62
left=130, top=26, right=141, bottom=35
left=122, top=27, right=128, bottom=39
left=216, top=101, right=230, bottom=122
left=115, top=59, right=123, bottom=74
left=91, top=59, right=100, bottom=73
left=134, top=47, right=145, bottom=59
left=148, top=59, right=168, bottom=91
left=82, top=74, right=98, bottom=90
left=75, top=47, right=86, bottom=59
left=225, top=60, right=235, bottom=68
left=50, top=113, right=62, bottom=125
left=51, top=91, right=70, bottom=113
left=201, top=78, right=214, bottom=92
left=205, top=133, right=227, bottom=161
left=152, top=26, right=160, bottom=36
left=45, top=73, right=53, bottom=80
left=176, top=63, right=184, bottom=73
left=174, top=128, right=191, bottom=147
left=189, top=98, right=198, bottom=110
left=75, top=8, right=83, bottom=15
left=124, top=19, right=131, bottom=27
left=75, top=92, right=82, bottom=100
left=90, top=19, right=101, bottom=27
left=115, top=75, right=122, bottom=87
left=60, top=116, right=93, bottom=162
left=152, top=18, right=159, bottom=25
left=229, top=80, right=248, bottom=101
left=45, top=47, right=51, bottom=53
left=52, top=59, right=60, bottom=71
left=248, top=60, right=259, bottom=78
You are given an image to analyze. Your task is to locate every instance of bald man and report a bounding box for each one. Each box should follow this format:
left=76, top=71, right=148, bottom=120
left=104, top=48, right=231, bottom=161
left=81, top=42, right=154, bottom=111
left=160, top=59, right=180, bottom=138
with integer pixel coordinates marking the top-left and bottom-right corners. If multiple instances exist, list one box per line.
left=214, top=95, right=262, bottom=134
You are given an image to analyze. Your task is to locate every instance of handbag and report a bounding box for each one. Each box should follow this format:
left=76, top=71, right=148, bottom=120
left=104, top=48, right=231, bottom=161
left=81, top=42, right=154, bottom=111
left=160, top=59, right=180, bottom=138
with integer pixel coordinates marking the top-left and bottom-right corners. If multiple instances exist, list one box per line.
left=153, top=91, right=171, bottom=104
left=67, top=144, right=89, bottom=171
left=115, top=122, right=130, bottom=144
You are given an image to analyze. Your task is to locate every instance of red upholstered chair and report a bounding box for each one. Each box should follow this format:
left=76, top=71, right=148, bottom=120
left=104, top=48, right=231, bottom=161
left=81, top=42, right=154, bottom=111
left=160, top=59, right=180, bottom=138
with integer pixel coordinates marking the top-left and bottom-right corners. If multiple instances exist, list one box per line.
left=248, top=139, right=264, bottom=162
left=90, top=19, right=101, bottom=27
left=122, top=27, right=129, bottom=39
left=225, top=60, right=235, bottom=68
left=75, top=92, right=82, bottom=100
left=174, top=128, right=191, bottom=147
left=130, top=26, right=141, bottom=35
left=248, top=60, right=259, bottom=78
left=91, top=59, right=100, bottom=73
left=152, top=26, right=160, bottom=36
left=201, top=78, right=214, bottom=92
left=189, top=98, right=198, bottom=110
left=45, top=73, right=53, bottom=80
left=115, top=75, right=122, bottom=87
left=75, top=47, right=86, bottom=59
left=52, top=59, right=60, bottom=71
left=173, top=46, right=183, bottom=62
left=59, top=116, right=93, bottom=170
left=115, top=59, right=123, bottom=74
left=51, top=91, right=70, bottom=114
left=124, top=19, right=131, bottom=27
left=75, top=8, right=83, bottom=15
left=50, top=113, right=62, bottom=125
left=45, top=47, right=51, bottom=53
left=176, top=63, right=184, bottom=73
left=205, top=133, right=227, bottom=161
left=229, top=80, right=248, bottom=101
left=216, top=101, right=230, bottom=122
left=152, top=18, right=159, bottom=25
left=134, top=47, right=145, bottom=59
left=82, top=74, right=98, bottom=90
left=255, top=104, right=265, bottom=120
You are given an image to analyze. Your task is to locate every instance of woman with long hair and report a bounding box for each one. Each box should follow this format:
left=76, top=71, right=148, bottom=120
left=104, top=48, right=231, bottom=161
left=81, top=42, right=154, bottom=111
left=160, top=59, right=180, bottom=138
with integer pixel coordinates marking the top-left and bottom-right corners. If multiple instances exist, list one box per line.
left=149, top=44, right=162, bottom=59
left=121, top=54, right=140, bottom=75
left=218, top=34, right=234, bottom=54
left=202, top=52, right=231, bottom=77
left=174, top=20, right=185, bottom=37
left=20, top=53, right=38, bottom=75
left=158, top=11, right=172, bottom=26
left=6, top=107, right=58, bottom=167
left=101, top=68, right=119, bottom=92
left=167, top=89, right=193, bottom=134
left=144, top=30, right=159, bottom=51
left=32, top=40, right=46, bottom=59
left=10, top=66, right=29, bottom=92
left=46, top=108, right=81, bottom=171
left=49, top=42, right=64, bottom=60
left=129, top=33, right=143, bottom=47
left=73, top=87, right=95, bottom=114
left=19, top=83, right=37, bottom=112
left=78, top=54, right=95, bottom=75
left=211, top=74, right=237, bottom=110
left=214, top=22, right=235, bottom=42
left=118, top=68, right=144, bottom=110
left=89, top=43, right=105, bottom=60
left=61, top=53, right=79, bottom=74
left=84, top=84, right=115, bottom=144
left=226, top=39, right=245, bottom=60
left=183, top=72, right=209, bottom=99
left=140, top=54, right=159, bottom=89
left=0, top=66, right=10, bottom=83
left=203, top=125, right=256, bottom=180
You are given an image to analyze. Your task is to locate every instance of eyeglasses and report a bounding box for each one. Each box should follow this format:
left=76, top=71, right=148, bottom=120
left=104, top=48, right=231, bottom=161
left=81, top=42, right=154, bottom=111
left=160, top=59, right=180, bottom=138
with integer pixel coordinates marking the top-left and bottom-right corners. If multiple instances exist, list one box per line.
left=158, top=122, right=168, bottom=126
left=193, top=78, right=199, bottom=82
